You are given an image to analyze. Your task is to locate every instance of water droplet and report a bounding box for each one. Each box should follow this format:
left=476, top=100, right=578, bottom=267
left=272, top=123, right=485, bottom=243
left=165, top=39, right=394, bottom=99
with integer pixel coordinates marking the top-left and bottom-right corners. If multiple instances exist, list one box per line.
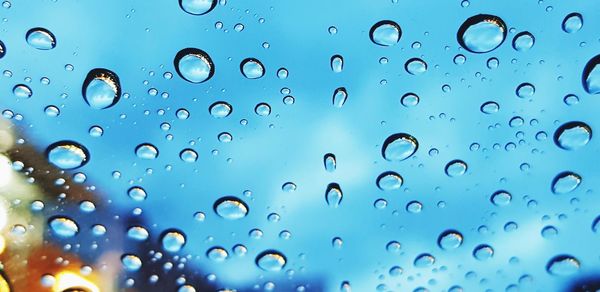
left=445, top=160, right=467, bottom=177
left=324, top=153, right=336, bottom=172
left=554, top=121, right=592, bottom=150
left=480, top=101, right=499, bottom=114
left=26, top=27, right=56, bottom=50
left=214, top=196, right=249, bottom=220
left=179, top=148, right=198, bottom=162
left=207, top=246, right=229, bottom=262
left=179, top=0, right=216, bottom=15
left=325, top=183, right=343, bottom=208
left=209, top=101, right=232, bottom=118
left=551, top=171, right=581, bottom=194
left=282, top=182, right=297, bottom=192
left=541, top=226, right=558, bottom=239
left=44, top=105, right=60, bottom=117
left=381, top=133, right=418, bottom=161
left=401, top=93, right=419, bottom=107
left=174, top=48, right=214, bottom=83
left=414, top=253, right=435, bottom=268
left=161, top=229, right=186, bottom=252
left=516, top=83, right=535, bottom=98
left=546, top=255, right=580, bottom=276
left=583, top=55, right=600, bottom=94
left=255, top=103, right=271, bottom=116
left=46, top=141, right=89, bottom=170
left=128, top=186, right=147, bottom=201
left=562, top=13, right=583, bottom=33
left=457, top=14, right=507, bottom=53
left=82, top=68, right=121, bottom=109
left=121, top=254, right=142, bottom=271
left=473, top=244, right=494, bottom=260
left=370, top=20, right=401, bottom=46
left=512, top=32, right=535, bottom=51
left=406, top=201, right=423, bottom=213
left=405, top=58, right=427, bottom=75
left=564, top=94, right=579, bottom=106
left=135, top=143, right=159, bottom=159
left=13, top=84, right=32, bottom=98
left=376, top=171, right=403, bottom=191
left=127, top=226, right=149, bottom=241
left=48, top=216, right=79, bottom=237
left=331, top=55, right=343, bottom=73
left=241, top=58, right=265, bottom=79
left=491, top=190, right=512, bottom=206
left=256, top=250, right=286, bottom=271
left=332, top=87, right=348, bottom=108
left=0, top=40, right=5, bottom=58
left=592, top=216, right=600, bottom=233
left=276, top=67, right=288, bottom=79
left=178, top=285, right=197, bottom=292
left=386, top=241, right=401, bottom=253
left=438, top=230, right=463, bottom=250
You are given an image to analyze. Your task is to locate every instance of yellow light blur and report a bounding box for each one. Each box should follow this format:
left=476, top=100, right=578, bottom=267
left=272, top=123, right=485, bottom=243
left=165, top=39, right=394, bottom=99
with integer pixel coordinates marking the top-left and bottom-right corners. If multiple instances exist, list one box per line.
left=0, top=235, right=5, bottom=255
left=0, top=154, right=12, bottom=189
left=52, top=271, right=99, bottom=292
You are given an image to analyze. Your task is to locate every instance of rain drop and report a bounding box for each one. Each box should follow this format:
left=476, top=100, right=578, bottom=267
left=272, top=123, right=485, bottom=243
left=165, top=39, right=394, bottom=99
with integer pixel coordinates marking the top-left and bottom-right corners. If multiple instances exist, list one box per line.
left=214, top=196, right=249, bottom=220
left=174, top=48, right=214, bottom=83
left=370, top=20, right=401, bottom=46
left=381, top=133, right=418, bottom=161
left=82, top=68, right=121, bottom=109
left=554, top=121, right=592, bottom=150
left=457, top=14, right=507, bottom=53
left=241, top=58, right=265, bottom=79
left=26, top=27, right=56, bottom=50
left=46, top=141, right=89, bottom=170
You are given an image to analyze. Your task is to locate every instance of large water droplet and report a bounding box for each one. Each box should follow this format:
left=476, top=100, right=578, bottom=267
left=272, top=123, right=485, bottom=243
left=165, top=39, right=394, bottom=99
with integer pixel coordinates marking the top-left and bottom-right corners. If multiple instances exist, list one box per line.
left=445, top=160, right=467, bottom=177
left=562, top=13, right=583, bottom=33
left=554, top=121, right=592, bottom=150
left=209, top=101, right=232, bottom=118
left=331, top=55, right=343, bottom=73
left=256, top=250, right=286, bottom=271
left=551, top=171, right=581, bottom=194
left=241, top=58, right=265, bottom=79
left=381, top=133, right=418, bottom=161
left=473, top=244, right=494, bottom=260
left=438, top=230, right=463, bottom=250
left=180, top=148, right=198, bottom=162
left=332, top=87, right=348, bottom=108
left=546, top=255, right=580, bottom=276
left=127, top=226, right=149, bottom=241
left=376, top=171, right=403, bottom=191
left=405, top=58, right=427, bottom=75
left=82, top=68, right=121, bottom=109
left=325, top=183, right=343, bottom=208
left=490, top=190, right=512, bottom=206
left=370, top=20, right=401, bottom=46
left=583, top=55, right=600, bottom=94
left=13, top=84, right=32, bottom=98
left=46, top=141, right=89, bottom=170
left=135, top=143, right=159, bottom=159
left=179, top=0, right=216, bottom=15
left=207, top=246, right=229, bottom=262
left=48, top=216, right=79, bottom=237
left=512, top=31, right=535, bottom=51
left=324, top=153, right=336, bottom=172
left=174, top=48, right=214, bottom=83
left=128, top=186, right=147, bottom=201
left=480, top=101, right=499, bottom=114
left=457, top=14, right=507, bottom=53
left=401, top=93, right=419, bottom=107
left=121, top=254, right=142, bottom=271
left=516, top=82, right=535, bottom=98
left=26, top=27, right=56, bottom=50
left=214, top=196, right=249, bottom=220
left=161, top=229, right=186, bottom=252
left=414, top=253, right=435, bottom=268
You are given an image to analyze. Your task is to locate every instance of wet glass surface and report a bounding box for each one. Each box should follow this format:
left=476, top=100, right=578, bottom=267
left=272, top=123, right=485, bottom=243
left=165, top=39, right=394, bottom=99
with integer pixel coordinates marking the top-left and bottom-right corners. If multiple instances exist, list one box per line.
left=0, top=0, right=599, bottom=291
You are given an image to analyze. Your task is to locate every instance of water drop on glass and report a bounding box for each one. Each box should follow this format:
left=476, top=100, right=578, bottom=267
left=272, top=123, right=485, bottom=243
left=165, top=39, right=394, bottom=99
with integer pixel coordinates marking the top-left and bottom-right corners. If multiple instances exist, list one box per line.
left=438, top=230, right=463, bottom=250
left=26, top=27, right=56, bottom=50
left=325, top=183, right=343, bottom=208
left=179, top=0, right=216, bottom=15
left=128, top=186, right=147, bottom=201
left=473, top=244, right=494, bottom=260
left=161, top=229, right=186, bottom=252
left=180, top=148, right=198, bottom=162
left=381, top=133, right=418, bottom=161
left=554, top=121, right=592, bottom=150
left=46, top=141, right=89, bottom=169
left=583, top=55, right=600, bottom=94
left=13, top=84, right=32, bottom=98
left=121, top=254, right=142, bottom=271
left=405, top=58, right=427, bottom=75
left=562, top=13, right=583, bottom=33
left=480, top=101, right=499, bottom=114
left=401, top=93, right=419, bottom=107
left=332, top=87, right=348, bottom=108
left=512, top=32, right=535, bottom=51
left=48, top=216, right=79, bottom=237
left=256, top=250, right=286, bottom=272
left=414, top=253, right=435, bottom=268
left=241, top=58, right=265, bottom=79
left=209, top=101, right=232, bottom=118
left=174, top=48, right=214, bottom=83
left=324, top=153, right=336, bottom=172
left=214, top=196, right=249, bottom=220
left=370, top=20, right=401, bottom=46
left=331, top=55, right=343, bottom=73
left=551, top=171, right=581, bottom=194
left=82, top=68, right=121, bottom=109
left=445, top=160, right=467, bottom=177
left=207, top=246, right=229, bottom=262
left=516, top=83, right=535, bottom=98
left=457, top=14, right=507, bottom=53
left=376, top=171, right=403, bottom=191
left=135, top=143, right=159, bottom=159
left=491, top=190, right=512, bottom=206
left=546, top=255, right=580, bottom=276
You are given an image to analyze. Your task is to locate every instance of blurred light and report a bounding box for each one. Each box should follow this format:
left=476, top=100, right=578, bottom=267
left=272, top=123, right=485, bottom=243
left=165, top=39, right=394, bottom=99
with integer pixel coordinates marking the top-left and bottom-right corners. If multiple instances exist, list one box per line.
left=0, top=154, right=13, bottom=188
left=52, top=271, right=99, bottom=292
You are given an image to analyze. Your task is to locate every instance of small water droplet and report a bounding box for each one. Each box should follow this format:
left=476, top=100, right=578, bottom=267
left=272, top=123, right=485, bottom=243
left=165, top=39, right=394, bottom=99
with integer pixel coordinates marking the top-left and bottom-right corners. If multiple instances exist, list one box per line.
left=370, top=20, right=401, bottom=46
left=207, top=246, right=229, bottom=262
left=376, top=171, right=403, bottom=191
left=405, top=58, right=427, bottom=75
left=445, top=160, right=467, bottom=177
left=324, top=153, right=336, bottom=172
left=332, top=87, right=348, bottom=108
left=26, top=27, right=56, bottom=50
left=209, top=101, right=232, bottom=118
left=438, top=230, right=463, bottom=250
left=174, top=48, right=214, bottom=83
left=512, top=31, right=535, bottom=51
left=457, top=14, right=507, bottom=53
left=180, top=148, right=198, bottom=162
left=491, top=190, right=512, bottom=206
left=127, top=226, right=149, bottom=241
left=135, top=143, right=159, bottom=159
left=331, top=55, right=343, bottom=73
left=121, top=254, right=142, bottom=271
left=516, top=83, right=535, bottom=98
left=401, top=93, right=419, bottom=107
left=128, top=186, right=147, bottom=201
left=161, top=229, right=186, bottom=252
left=473, top=244, right=494, bottom=260
left=480, top=101, right=499, bottom=114
left=414, top=253, right=435, bottom=268
left=325, top=183, right=343, bottom=208
left=214, top=196, right=249, bottom=220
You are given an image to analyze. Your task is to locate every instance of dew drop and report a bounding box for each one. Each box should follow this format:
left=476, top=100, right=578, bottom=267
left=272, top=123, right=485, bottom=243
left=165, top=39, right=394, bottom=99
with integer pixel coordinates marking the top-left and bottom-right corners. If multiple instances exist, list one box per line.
left=445, top=160, right=467, bottom=177
left=26, top=27, right=56, bottom=50
left=135, top=143, right=159, bottom=159
left=214, top=196, right=249, bottom=220
left=174, top=48, right=214, bottom=83
left=332, top=87, right=348, bottom=108
left=491, top=190, right=512, bottom=206
left=128, top=186, right=147, bottom=201
left=381, top=133, right=418, bottom=161
left=512, top=32, right=535, bottom=51
left=209, top=101, right=232, bottom=118
left=127, top=226, right=149, bottom=241
left=457, top=14, right=507, bottom=53
left=325, top=183, right=343, bottom=208
left=13, top=84, right=32, bottom=98
left=48, top=216, right=79, bottom=237
left=473, top=244, right=494, bottom=260
left=331, top=55, right=343, bottom=73
left=401, top=93, right=419, bottom=107
left=121, top=254, right=142, bottom=271
left=255, top=103, right=271, bottom=116
left=370, top=20, right=401, bottom=46
left=180, top=148, right=198, bottom=162
left=82, top=68, right=121, bottom=109
left=405, top=58, right=427, bottom=75
left=438, top=230, right=463, bottom=250
left=562, top=13, right=583, bottom=33
left=414, top=253, right=435, bottom=268
left=480, top=101, right=499, bottom=114
left=546, top=255, right=580, bottom=276
left=516, top=83, right=535, bottom=98
left=583, top=55, right=600, bottom=94
left=207, top=246, right=229, bottom=262
left=376, top=171, right=403, bottom=191
left=324, top=153, right=336, bottom=172
left=46, top=141, right=89, bottom=170
left=161, top=229, right=186, bottom=253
